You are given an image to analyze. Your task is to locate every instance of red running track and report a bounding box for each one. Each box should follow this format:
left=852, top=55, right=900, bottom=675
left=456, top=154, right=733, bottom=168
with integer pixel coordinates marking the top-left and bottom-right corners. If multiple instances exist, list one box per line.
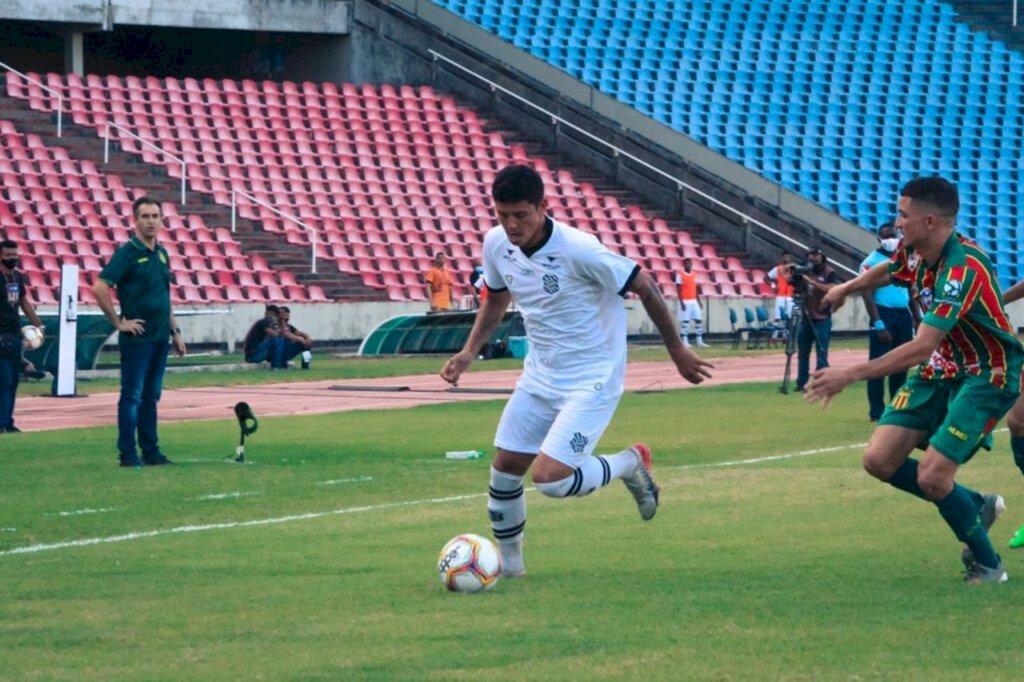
left=17, top=350, right=866, bottom=432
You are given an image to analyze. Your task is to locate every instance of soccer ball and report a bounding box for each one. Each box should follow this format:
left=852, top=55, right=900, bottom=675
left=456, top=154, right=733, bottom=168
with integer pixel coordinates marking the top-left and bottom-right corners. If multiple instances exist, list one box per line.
left=437, top=533, right=502, bottom=593
left=21, top=325, right=44, bottom=351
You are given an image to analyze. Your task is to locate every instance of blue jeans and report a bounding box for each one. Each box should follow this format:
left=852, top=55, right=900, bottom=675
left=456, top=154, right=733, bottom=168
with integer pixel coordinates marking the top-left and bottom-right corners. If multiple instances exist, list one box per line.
left=118, top=340, right=169, bottom=458
left=246, top=338, right=304, bottom=368
left=796, top=317, right=832, bottom=390
left=867, top=306, right=915, bottom=419
left=0, top=340, right=20, bottom=430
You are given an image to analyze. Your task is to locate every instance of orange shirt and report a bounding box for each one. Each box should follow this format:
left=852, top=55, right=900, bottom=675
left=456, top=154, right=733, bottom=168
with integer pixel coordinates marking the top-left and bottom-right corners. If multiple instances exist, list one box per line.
left=677, top=270, right=698, bottom=300
left=426, top=266, right=453, bottom=310
left=775, top=264, right=794, bottom=297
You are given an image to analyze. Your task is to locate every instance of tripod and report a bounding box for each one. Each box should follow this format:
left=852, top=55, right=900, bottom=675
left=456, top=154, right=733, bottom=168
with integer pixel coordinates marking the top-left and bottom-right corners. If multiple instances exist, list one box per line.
left=779, top=297, right=804, bottom=394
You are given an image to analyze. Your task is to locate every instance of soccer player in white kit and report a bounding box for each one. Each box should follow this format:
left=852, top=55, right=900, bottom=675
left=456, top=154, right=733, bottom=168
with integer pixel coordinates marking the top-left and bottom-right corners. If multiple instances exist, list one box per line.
left=441, top=165, right=714, bottom=577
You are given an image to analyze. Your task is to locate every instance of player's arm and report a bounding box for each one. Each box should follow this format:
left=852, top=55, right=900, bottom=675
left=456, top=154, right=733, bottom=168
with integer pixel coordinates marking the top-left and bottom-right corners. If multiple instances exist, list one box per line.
left=824, top=261, right=891, bottom=311
left=440, top=288, right=513, bottom=385
left=629, top=271, right=713, bottom=384
left=93, top=279, right=145, bottom=335
left=1003, top=279, right=1024, bottom=305
left=806, top=323, right=945, bottom=407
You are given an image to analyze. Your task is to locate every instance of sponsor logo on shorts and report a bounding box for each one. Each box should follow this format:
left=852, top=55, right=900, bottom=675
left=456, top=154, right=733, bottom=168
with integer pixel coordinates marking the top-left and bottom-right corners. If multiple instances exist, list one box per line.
left=947, top=425, right=968, bottom=441
left=570, top=431, right=588, bottom=454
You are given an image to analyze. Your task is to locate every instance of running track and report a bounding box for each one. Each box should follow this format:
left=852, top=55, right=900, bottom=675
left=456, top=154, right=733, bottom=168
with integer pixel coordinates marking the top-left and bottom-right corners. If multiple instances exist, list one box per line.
left=19, top=350, right=865, bottom=432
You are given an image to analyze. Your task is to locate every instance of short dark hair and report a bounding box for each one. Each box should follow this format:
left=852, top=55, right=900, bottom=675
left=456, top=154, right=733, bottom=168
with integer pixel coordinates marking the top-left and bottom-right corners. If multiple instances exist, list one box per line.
left=265, top=304, right=280, bottom=314
left=900, top=176, right=959, bottom=219
left=132, top=196, right=161, bottom=217
left=492, top=165, right=544, bottom=205
left=278, top=306, right=290, bottom=313
left=877, top=222, right=897, bottom=236
left=0, top=239, right=16, bottom=251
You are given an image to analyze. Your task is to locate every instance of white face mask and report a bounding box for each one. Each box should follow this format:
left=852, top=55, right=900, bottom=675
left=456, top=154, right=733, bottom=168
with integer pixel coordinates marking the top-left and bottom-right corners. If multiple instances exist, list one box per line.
left=880, top=238, right=900, bottom=252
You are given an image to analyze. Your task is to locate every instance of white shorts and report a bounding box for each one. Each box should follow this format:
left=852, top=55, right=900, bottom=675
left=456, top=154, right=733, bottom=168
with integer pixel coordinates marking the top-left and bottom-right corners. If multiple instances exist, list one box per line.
left=679, top=299, right=702, bottom=322
left=774, top=296, right=794, bottom=320
left=494, top=388, right=621, bottom=468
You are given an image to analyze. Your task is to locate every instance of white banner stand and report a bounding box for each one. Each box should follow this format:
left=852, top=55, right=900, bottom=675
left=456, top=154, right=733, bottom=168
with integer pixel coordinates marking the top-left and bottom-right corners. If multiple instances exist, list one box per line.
left=55, top=263, right=79, bottom=397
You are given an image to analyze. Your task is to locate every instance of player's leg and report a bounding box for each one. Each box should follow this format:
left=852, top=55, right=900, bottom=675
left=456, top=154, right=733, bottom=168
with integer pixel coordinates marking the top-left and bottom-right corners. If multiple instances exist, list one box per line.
left=116, top=341, right=147, bottom=466
left=0, top=351, right=19, bottom=431
left=139, top=340, right=171, bottom=465
left=679, top=301, right=692, bottom=347
left=862, top=424, right=929, bottom=497
left=531, top=394, right=658, bottom=519
left=865, top=324, right=887, bottom=421
left=1005, top=396, right=1024, bottom=549
left=491, top=390, right=558, bottom=577
left=691, top=301, right=708, bottom=347
left=923, top=377, right=1017, bottom=581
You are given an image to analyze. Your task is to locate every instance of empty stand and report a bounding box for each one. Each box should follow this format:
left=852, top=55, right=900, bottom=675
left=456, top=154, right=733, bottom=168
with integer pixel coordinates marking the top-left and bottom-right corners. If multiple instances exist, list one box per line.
left=0, top=125, right=314, bottom=305
left=432, top=0, right=1024, bottom=284
left=6, top=73, right=763, bottom=301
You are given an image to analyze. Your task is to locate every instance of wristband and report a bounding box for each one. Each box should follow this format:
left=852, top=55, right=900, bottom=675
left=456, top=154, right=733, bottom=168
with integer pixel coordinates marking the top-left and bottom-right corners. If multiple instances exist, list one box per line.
left=872, top=320, right=886, bottom=332
left=171, top=327, right=182, bottom=337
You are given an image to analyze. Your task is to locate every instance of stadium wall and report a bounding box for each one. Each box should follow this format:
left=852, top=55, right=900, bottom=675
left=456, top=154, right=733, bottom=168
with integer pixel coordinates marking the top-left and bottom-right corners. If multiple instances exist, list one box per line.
left=160, top=298, right=942, bottom=347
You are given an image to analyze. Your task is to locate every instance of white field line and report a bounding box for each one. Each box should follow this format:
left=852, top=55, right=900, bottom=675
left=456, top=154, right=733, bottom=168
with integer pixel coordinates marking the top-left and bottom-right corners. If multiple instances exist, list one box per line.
left=49, top=507, right=123, bottom=517
left=2, top=433, right=1010, bottom=558
left=0, top=493, right=485, bottom=556
left=197, top=492, right=261, bottom=501
left=316, top=476, right=374, bottom=486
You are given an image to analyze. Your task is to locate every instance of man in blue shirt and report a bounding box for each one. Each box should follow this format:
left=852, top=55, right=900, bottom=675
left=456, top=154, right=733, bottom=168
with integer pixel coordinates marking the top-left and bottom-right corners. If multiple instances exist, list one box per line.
left=859, top=222, right=915, bottom=421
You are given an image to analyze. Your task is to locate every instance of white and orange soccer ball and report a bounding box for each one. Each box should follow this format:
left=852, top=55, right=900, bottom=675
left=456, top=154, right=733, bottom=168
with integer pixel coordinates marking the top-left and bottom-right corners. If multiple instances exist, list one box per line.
left=21, top=325, right=44, bottom=351
left=436, top=533, right=502, bottom=593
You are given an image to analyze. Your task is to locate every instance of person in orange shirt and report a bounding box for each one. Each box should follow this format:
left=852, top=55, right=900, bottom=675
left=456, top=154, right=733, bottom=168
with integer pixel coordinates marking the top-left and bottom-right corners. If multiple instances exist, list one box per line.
left=425, top=252, right=454, bottom=312
left=674, top=258, right=708, bottom=347
left=765, top=251, right=795, bottom=324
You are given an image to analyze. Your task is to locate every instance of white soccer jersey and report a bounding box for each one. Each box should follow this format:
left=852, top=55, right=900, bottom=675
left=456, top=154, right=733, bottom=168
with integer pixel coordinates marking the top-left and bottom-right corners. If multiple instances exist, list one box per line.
left=482, top=218, right=640, bottom=399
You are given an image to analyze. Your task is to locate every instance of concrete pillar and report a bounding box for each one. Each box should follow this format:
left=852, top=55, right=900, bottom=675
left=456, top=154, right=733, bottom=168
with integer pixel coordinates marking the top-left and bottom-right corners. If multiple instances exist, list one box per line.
left=64, top=32, right=84, bottom=76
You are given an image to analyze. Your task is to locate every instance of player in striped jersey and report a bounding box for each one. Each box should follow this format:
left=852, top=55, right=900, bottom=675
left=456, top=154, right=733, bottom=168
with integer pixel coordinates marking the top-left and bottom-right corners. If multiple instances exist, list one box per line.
left=805, top=177, right=1023, bottom=584
left=995, top=279, right=1024, bottom=550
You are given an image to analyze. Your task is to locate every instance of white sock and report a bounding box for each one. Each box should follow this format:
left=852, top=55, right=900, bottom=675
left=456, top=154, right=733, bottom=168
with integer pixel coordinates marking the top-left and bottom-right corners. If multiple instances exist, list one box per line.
left=301, top=350, right=312, bottom=363
left=488, top=467, right=526, bottom=575
left=534, top=451, right=638, bottom=498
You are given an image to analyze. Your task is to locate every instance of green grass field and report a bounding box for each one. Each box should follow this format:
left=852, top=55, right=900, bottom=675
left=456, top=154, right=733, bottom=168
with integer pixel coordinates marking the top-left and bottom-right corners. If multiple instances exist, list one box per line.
left=3, top=360, right=1023, bottom=680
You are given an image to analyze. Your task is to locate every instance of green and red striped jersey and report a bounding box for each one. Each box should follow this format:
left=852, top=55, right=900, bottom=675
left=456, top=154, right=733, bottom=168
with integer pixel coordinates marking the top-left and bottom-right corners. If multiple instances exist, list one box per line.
left=888, top=232, right=1023, bottom=389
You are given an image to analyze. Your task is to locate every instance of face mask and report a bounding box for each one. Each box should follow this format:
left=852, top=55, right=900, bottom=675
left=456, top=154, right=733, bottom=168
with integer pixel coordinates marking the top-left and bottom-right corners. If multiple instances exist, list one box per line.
left=812, top=261, right=824, bottom=273
left=1, top=258, right=17, bottom=269
left=880, top=238, right=900, bottom=252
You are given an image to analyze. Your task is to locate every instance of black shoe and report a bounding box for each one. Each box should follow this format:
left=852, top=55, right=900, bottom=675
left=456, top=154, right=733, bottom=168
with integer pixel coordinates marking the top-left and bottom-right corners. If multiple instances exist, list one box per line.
left=119, top=454, right=144, bottom=468
left=4, top=425, right=21, bottom=433
left=23, top=370, right=46, bottom=380
left=301, top=359, right=310, bottom=370
left=142, top=453, right=175, bottom=465
left=794, top=386, right=806, bottom=393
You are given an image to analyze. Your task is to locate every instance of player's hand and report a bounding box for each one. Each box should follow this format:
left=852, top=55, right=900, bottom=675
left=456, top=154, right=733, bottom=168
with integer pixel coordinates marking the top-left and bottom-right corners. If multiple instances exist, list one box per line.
left=670, top=345, right=714, bottom=385
left=804, top=367, right=853, bottom=408
left=441, top=350, right=475, bottom=387
left=118, top=318, right=145, bottom=335
left=823, top=283, right=850, bottom=311
left=876, top=328, right=893, bottom=344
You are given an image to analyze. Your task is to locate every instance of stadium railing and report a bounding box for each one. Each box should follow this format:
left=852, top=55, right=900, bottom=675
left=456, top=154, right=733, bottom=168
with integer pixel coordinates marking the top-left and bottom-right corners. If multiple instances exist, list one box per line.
left=0, top=61, right=63, bottom=137
left=230, top=189, right=320, bottom=274
left=428, top=49, right=858, bottom=277
left=103, top=121, right=188, bottom=206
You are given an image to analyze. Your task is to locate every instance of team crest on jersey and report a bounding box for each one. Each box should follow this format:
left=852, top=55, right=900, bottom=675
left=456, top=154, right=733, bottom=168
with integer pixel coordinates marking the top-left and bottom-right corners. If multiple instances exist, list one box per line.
left=570, top=432, right=588, bottom=453
left=542, top=274, right=560, bottom=294
left=919, top=287, right=933, bottom=310
left=907, top=252, right=921, bottom=270
left=942, top=278, right=962, bottom=299
left=159, top=251, right=168, bottom=264
left=891, top=385, right=912, bottom=410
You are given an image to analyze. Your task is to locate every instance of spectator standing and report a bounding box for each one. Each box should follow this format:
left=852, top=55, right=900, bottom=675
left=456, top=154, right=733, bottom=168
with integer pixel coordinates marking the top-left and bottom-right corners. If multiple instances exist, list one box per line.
left=425, top=253, right=454, bottom=312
